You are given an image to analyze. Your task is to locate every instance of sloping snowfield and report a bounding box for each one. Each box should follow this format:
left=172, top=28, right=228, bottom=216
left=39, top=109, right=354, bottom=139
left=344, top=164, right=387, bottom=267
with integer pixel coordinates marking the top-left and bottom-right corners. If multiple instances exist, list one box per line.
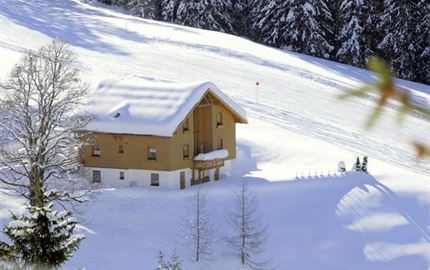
left=0, top=0, right=429, bottom=269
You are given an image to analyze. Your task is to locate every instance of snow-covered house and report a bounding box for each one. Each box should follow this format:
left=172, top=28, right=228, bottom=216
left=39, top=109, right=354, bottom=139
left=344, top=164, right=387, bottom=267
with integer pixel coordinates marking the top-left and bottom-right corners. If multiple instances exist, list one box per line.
left=79, top=79, right=248, bottom=189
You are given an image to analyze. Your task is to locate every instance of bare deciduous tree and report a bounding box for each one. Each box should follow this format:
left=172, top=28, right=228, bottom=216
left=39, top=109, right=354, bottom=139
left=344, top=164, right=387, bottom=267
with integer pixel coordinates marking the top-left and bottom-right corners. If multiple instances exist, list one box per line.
left=226, top=179, right=269, bottom=270
left=181, top=183, right=214, bottom=262
left=0, top=39, right=93, bottom=207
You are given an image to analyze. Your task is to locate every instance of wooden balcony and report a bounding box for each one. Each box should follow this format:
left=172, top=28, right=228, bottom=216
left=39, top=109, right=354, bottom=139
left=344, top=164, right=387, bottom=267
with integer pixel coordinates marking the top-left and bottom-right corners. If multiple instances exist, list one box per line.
left=193, top=159, right=224, bottom=170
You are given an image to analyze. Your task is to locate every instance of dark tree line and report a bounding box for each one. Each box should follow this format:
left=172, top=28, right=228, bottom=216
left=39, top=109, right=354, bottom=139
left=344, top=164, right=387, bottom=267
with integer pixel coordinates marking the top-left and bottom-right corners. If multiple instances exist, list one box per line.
left=99, top=0, right=430, bottom=85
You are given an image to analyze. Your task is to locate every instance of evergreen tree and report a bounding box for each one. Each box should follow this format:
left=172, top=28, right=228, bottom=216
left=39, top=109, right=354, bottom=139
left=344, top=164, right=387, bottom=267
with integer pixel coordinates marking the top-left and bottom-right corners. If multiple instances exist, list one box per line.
left=378, top=0, right=421, bottom=81
left=155, top=251, right=183, bottom=270
left=352, top=156, right=361, bottom=171
left=0, top=190, right=84, bottom=269
left=253, top=0, right=288, bottom=46
left=129, top=0, right=162, bottom=19
left=96, top=0, right=428, bottom=85
left=286, top=0, right=333, bottom=58
left=312, top=0, right=335, bottom=58
left=162, top=0, right=180, bottom=22
left=176, top=0, right=234, bottom=33
left=362, top=156, right=368, bottom=173
left=168, top=251, right=183, bottom=270
left=415, top=0, right=430, bottom=84
left=112, top=0, right=130, bottom=8
left=176, top=0, right=201, bottom=27
left=231, top=0, right=261, bottom=37
left=201, top=0, right=235, bottom=33
left=156, top=251, right=168, bottom=270
left=336, top=0, right=375, bottom=66
left=256, top=0, right=333, bottom=58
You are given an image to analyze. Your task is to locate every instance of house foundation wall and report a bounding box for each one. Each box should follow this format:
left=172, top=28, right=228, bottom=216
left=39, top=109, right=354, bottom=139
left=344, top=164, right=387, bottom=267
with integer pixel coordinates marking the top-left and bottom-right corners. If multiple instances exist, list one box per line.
left=82, top=166, right=192, bottom=189
left=82, top=160, right=232, bottom=189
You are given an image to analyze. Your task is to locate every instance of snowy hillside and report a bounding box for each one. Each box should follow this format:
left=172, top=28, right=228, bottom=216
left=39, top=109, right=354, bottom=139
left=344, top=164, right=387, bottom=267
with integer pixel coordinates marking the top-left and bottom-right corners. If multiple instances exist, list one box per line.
left=0, top=0, right=429, bottom=269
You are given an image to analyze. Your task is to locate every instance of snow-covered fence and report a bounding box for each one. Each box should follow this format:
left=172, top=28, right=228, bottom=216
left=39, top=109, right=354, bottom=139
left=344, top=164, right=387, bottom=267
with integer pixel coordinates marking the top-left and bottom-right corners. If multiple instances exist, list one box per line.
left=295, top=169, right=345, bottom=180
left=294, top=156, right=369, bottom=180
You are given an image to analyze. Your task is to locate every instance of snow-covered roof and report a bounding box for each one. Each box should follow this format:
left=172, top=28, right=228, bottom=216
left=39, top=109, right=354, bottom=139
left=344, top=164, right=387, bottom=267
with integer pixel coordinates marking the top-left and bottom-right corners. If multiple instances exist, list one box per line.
left=194, top=149, right=229, bottom=161
left=84, top=79, right=247, bottom=137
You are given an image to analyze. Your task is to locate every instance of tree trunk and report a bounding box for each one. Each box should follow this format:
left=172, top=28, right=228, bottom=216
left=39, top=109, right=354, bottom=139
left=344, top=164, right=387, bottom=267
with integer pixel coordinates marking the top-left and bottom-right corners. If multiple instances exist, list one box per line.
left=29, top=167, right=45, bottom=207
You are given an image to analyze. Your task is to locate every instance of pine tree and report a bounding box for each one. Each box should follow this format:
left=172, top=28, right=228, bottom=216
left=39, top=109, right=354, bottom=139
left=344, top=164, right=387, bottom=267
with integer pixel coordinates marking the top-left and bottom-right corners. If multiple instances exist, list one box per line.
left=415, top=0, right=430, bottom=84
left=176, top=0, right=201, bottom=27
left=352, top=156, right=361, bottom=171
left=176, top=0, right=234, bottom=33
left=335, top=0, right=376, bottom=66
left=156, top=251, right=169, bottom=270
left=201, top=0, right=235, bottom=33
left=226, top=179, right=269, bottom=269
left=168, top=251, right=183, bottom=270
left=286, top=0, right=333, bottom=58
left=162, top=0, right=180, bottom=22
left=112, top=0, right=130, bottom=8
left=312, top=0, right=335, bottom=58
left=378, top=0, right=421, bottom=81
left=129, top=0, right=162, bottom=19
left=361, top=156, right=368, bottom=173
left=256, top=0, right=333, bottom=58
left=0, top=190, right=84, bottom=269
left=253, top=0, right=290, bottom=46
left=231, top=0, right=260, bottom=37
left=155, top=251, right=183, bottom=270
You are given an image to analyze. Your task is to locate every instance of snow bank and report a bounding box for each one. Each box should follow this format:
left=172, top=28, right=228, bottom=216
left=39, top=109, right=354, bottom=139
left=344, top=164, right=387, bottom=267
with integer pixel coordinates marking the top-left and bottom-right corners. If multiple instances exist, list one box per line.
left=194, top=149, right=229, bottom=161
left=84, top=79, right=247, bottom=137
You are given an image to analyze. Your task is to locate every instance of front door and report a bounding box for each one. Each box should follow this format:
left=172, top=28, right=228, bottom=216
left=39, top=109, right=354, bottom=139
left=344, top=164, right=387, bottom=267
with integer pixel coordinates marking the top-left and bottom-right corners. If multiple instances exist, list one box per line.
left=180, top=171, right=186, bottom=189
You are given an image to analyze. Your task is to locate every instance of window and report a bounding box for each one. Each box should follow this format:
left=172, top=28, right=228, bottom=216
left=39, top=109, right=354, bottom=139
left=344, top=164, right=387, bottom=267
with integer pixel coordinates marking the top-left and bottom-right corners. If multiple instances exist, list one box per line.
left=151, top=173, right=160, bottom=186
left=148, top=147, right=157, bottom=160
left=119, top=171, right=125, bottom=180
left=216, top=112, right=223, bottom=126
left=92, top=170, right=101, bottom=183
left=217, top=138, right=224, bottom=150
left=183, top=144, right=190, bottom=159
left=92, top=144, right=101, bottom=157
left=119, top=145, right=124, bottom=154
left=183, top=117, right=189, bottom=132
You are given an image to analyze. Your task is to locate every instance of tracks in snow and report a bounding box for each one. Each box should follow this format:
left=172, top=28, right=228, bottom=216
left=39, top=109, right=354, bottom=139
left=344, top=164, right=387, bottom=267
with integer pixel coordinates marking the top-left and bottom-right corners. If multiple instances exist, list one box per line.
left=239, top=99, right=429, bottom=177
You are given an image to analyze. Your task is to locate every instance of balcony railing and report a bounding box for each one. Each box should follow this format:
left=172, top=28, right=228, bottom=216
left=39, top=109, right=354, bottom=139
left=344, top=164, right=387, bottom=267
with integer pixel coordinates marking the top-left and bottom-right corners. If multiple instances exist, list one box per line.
left=194, top=159, right=225, bottom=170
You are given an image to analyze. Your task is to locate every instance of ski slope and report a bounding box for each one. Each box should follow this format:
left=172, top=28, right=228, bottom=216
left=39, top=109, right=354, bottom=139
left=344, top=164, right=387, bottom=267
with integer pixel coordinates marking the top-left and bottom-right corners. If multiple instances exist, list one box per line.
left=0, top=0, right=429, bottom=269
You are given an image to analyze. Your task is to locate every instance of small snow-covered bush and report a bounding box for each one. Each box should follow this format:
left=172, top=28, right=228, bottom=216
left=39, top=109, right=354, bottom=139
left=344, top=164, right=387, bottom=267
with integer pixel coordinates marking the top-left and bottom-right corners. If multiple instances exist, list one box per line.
left=338, top=161, right=346, bottom=173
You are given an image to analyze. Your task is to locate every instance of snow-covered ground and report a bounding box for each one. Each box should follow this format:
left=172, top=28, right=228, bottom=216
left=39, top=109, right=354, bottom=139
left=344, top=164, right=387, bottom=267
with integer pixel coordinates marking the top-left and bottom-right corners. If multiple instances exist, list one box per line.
left=0, top=0, right=429, bottom=269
